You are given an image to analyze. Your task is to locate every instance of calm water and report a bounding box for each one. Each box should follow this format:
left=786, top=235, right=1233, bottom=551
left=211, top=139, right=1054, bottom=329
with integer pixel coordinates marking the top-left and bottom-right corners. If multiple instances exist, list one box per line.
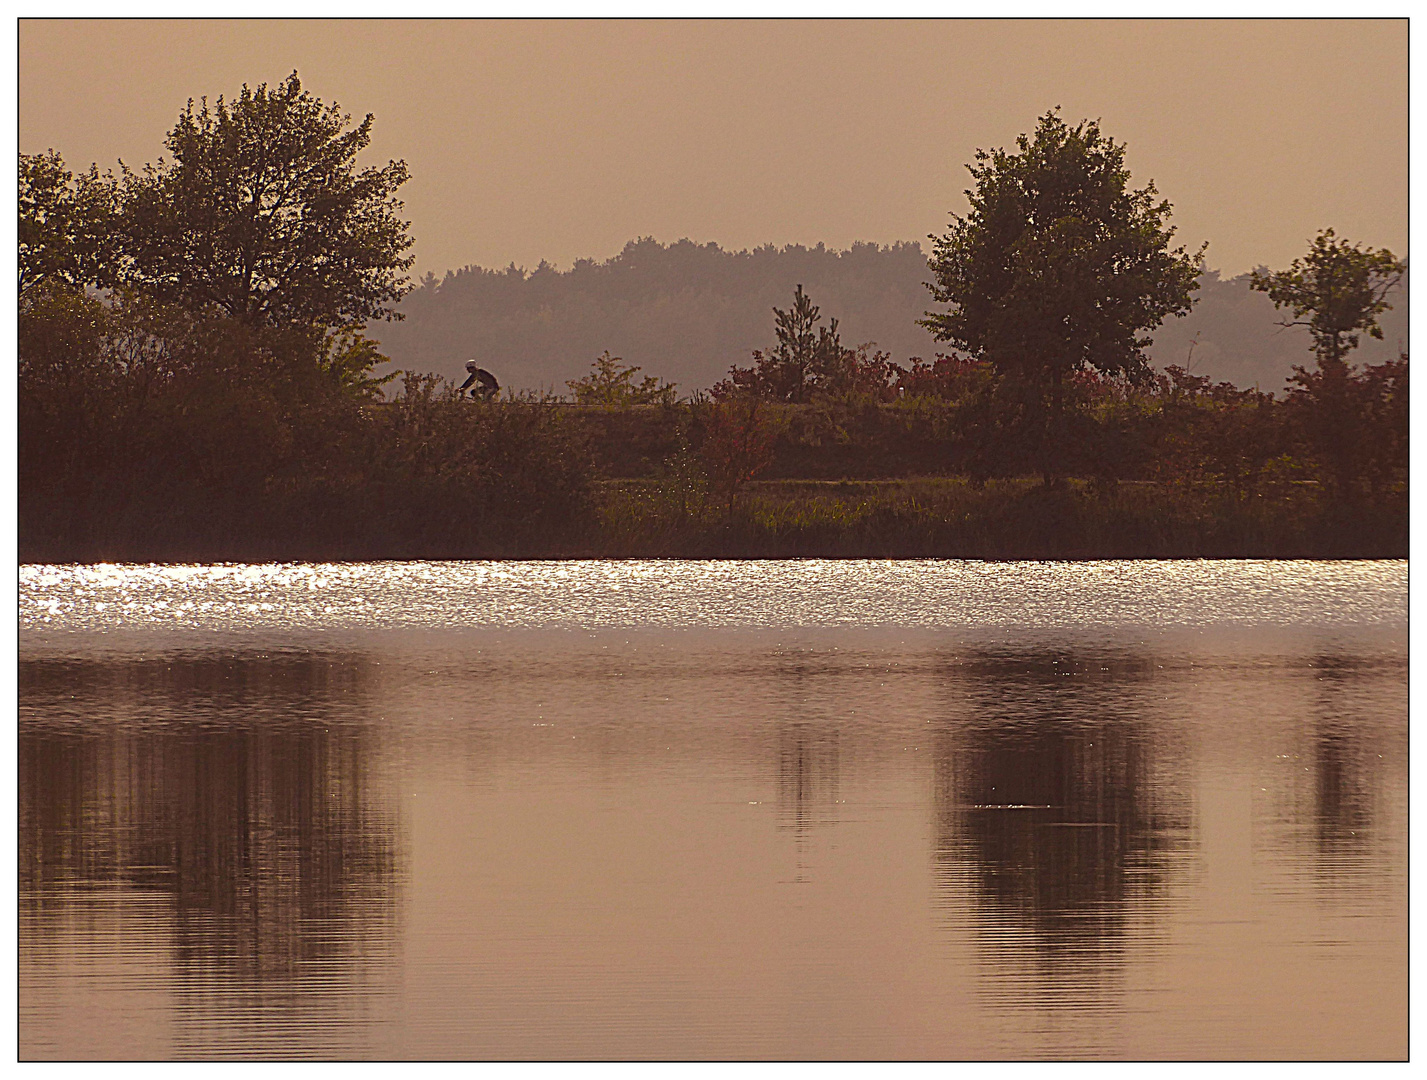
left=19, top=560, right=1408, bottom=1059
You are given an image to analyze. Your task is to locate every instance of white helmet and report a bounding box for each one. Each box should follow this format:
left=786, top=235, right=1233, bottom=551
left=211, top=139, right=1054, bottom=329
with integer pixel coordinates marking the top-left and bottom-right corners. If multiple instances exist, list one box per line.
left=466, top=360, right=478, bottom=372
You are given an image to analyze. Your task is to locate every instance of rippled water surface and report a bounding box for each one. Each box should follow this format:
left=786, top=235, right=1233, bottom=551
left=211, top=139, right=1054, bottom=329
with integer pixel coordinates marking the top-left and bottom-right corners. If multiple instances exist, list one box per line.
left=19, top=560, right=1408, bottom=1059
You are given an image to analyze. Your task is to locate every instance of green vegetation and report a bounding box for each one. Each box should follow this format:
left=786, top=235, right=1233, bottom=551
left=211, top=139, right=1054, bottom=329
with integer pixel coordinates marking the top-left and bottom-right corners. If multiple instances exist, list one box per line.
left=923, top=109, right=1205, bottom=483
left=566, top=351, right=678, bottom=407
left=18, top=285, right=594, bottom=561
left=597, top=477, right=1399, bottom=560
left=1249, top=229, right=1406, bottom=370
left=21, top=72, right=414, bottom=329
left=18, top=149, right=119, bottom=297
left=1250, top=231, right=1408, bottom=502
left=18, top=89, right=1407, bottom=562
left=19, top=306, right=1405, bottom=561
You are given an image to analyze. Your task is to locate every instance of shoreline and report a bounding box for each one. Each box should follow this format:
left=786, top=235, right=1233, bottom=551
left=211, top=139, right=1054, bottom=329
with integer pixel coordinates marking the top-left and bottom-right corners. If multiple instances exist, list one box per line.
left=21, top=478, right=1406, bottom=565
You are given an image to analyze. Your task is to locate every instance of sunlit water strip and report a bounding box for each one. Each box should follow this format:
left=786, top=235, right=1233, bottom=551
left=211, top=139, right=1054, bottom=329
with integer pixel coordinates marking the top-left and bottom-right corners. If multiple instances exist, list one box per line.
left=20, top=559, right=1407, bottom=635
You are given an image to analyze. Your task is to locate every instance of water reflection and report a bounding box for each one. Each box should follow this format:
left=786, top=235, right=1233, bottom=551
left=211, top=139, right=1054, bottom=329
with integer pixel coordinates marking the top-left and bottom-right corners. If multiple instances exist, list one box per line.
left=931, top=651, right=1194, bottom=1025
left=1257, top=651, right=1403, bottom=906
left=776, top=722, right=841, bottom=882
left=776, top=723, right=841, bottom=833
left=17, top=604, right=1409, bottom=1059
left=18, top=652, right=401, bottom=1059
left=1307, top=656, right=1380, bottom=861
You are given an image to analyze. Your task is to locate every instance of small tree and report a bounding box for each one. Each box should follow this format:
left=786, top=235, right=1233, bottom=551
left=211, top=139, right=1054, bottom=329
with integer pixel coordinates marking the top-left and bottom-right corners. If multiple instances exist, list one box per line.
left=318, top=329, right=401, bottom=400
left=118, top=71, right=415, bottom=331
left=566, top=351, right=677, bottom=407
left=922, top=109, right=1204, bottom=482
left=1251, top=231, right=1406, bottom=500
left=1249, top=230, right=1405, bottom=371
left=722, top=284, right=847, bottom=403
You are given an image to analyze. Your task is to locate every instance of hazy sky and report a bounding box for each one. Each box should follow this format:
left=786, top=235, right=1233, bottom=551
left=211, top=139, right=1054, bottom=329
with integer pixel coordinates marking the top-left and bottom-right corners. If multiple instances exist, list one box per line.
left=19, top=19, right=1408, bottom=279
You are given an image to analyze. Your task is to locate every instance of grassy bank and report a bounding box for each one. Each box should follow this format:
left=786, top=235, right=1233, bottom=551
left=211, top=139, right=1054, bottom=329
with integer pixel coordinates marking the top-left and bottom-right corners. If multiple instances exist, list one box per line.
left=22, top=474, right=1405, bottom=563
left=595, top=476, right=1405, bottom=560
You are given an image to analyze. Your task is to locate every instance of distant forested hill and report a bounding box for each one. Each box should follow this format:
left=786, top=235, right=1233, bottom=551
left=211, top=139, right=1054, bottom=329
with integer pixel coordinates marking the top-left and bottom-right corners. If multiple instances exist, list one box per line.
left=374, top=238, right=938, bottom=394
left=373, top=238, right=1407, bottom=395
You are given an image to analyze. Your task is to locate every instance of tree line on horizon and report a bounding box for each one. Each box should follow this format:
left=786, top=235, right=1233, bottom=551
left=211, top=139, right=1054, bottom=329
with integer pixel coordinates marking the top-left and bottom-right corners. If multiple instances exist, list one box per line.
left=382, top=240, right=1409, bottom=399
left=17, top=73, right=1408, bottom=560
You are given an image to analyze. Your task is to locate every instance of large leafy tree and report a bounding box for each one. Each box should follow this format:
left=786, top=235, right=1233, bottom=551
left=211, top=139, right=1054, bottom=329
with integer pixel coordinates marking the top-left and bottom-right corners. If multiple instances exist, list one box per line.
left=119, top=71, right=415, bottom=330
left=18, top=150, right=120, bottom=299
left=922, top=110, right=1203, bottom=478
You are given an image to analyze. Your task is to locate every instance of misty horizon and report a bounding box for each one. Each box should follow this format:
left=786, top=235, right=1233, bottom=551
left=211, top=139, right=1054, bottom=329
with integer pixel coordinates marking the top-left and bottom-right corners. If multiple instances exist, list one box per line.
left=374, top=234, right=1410, bottom=396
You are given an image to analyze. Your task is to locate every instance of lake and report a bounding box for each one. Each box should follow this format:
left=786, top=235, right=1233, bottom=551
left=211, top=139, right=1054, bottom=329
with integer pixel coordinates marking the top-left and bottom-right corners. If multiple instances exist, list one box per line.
left=18, top=560, right=1408, bottom=1059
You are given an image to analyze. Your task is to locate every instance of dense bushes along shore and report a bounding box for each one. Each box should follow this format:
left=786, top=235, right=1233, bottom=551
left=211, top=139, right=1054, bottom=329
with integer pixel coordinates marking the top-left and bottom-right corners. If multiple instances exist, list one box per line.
left=21, top=85, right=1405, bottom=562
left=19, top=286, right=1405, bottom=562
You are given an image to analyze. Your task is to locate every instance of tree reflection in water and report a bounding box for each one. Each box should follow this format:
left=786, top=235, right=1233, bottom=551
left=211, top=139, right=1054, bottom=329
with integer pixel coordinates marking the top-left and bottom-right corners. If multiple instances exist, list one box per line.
left=18, top=652, right=401, bottom=1057
left=1299, top=652, right=1395, bottom=899
left=776, top=721, right=841, bottom=882
left=929, top=650, right=1195, bottom=1024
